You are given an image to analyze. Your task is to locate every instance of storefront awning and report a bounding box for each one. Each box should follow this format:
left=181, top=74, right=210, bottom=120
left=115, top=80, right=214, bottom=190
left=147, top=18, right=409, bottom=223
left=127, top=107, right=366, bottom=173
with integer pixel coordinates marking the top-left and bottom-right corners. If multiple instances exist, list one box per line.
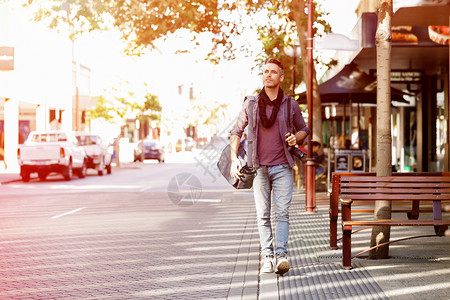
left=296, top=63, right=409, bottom=105
left=393, top=4, right=450, bottom=26
left=352, top=10, right=450, bottom=72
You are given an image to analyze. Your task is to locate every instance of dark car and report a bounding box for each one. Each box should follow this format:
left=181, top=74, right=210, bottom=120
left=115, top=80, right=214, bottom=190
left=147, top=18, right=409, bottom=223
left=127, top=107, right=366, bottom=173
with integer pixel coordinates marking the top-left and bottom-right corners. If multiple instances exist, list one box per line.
left=134, top=140, right=165, bottom=162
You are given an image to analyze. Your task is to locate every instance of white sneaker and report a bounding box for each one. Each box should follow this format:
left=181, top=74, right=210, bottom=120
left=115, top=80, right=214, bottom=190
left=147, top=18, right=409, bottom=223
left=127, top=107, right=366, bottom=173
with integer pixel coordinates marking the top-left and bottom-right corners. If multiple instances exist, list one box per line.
left=275, top=253, right=290, bottom=275
left=261, top=255, right=274, bottom=273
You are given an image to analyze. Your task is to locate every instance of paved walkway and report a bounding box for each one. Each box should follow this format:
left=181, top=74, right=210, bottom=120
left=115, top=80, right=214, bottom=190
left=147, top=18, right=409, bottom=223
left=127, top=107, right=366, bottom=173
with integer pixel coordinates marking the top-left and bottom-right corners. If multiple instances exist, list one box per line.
left=259, top=190, right=388, bottom=300
left=225, top=188, right=450, bottom=299
left=270, top=190, right=450, bottom=299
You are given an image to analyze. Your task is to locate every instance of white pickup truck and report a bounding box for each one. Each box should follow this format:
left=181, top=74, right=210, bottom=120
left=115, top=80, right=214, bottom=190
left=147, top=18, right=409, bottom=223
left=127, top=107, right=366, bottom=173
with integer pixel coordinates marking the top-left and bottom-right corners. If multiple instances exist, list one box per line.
left=17, top=131, right=87, bottom=182
left=73, top=132, right=113, bottom=176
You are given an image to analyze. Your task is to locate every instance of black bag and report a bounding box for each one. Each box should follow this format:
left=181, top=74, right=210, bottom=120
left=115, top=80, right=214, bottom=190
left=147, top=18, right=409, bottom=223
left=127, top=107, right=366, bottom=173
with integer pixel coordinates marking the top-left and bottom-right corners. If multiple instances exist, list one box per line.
left=217, top=96, right=256, bottom=189
left=217, top=143, right=256, bottom=189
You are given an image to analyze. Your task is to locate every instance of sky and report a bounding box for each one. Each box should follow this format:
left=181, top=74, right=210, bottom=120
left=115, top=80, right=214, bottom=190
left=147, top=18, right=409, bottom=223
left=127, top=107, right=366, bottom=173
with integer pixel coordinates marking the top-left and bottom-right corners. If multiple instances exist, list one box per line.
left=320, top=0, right=359, bottom=35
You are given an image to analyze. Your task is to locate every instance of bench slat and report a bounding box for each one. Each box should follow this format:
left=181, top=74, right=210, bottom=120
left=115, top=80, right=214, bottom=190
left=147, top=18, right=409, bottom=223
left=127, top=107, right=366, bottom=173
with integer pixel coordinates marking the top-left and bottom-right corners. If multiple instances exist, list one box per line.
left=341, top=182, right=450, bottom=188
left=338, top=208, right=434, bottom=213
left=340, top=188, right=450, bottom=193
left=341, top=194, right=450, bottom=200
left=343, top=219, right=450, bottom=226
left=341, top=176, right=450, bottom=182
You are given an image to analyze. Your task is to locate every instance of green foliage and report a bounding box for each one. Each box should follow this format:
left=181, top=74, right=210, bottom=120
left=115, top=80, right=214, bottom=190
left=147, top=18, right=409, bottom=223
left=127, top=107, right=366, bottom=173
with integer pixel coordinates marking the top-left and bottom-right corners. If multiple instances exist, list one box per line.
left=136, top=92, right=162, bottom=124
left=252, top=1, right=335, bottom=96
left=24, top=0, right=335, bottom=90
left=255, top=28, right=304, bottom=94
left=24, top=0, right=114, bottom=40
left=88, top=95, right=116, bottom=121
left=23, top=0, right=237, bottom=56
left=88, top=85, right=162, bottom=126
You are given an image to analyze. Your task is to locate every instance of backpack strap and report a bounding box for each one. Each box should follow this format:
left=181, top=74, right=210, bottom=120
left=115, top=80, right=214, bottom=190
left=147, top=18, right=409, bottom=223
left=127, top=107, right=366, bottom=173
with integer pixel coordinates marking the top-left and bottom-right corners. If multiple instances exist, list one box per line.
left=245, top=96, right=256, bottom=168
left=287, top=97, right=293, bottom=133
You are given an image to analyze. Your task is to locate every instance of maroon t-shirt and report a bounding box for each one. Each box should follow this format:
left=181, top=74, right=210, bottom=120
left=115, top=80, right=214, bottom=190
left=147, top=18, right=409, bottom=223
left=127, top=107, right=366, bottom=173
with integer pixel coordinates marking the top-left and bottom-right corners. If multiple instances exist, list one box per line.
left=257, top=105, right=288, bottom=166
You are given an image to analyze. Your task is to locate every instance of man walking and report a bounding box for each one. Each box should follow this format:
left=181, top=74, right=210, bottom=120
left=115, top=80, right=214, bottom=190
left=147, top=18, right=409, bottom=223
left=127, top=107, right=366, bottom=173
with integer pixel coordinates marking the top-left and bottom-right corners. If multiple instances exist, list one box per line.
left=230, top=59, right=310, bottom=274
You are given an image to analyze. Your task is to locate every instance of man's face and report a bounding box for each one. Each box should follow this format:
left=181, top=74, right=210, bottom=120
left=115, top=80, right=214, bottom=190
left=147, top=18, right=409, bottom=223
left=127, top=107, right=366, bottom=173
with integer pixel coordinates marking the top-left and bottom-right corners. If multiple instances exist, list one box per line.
left=263, top=63, right=284, bottom=89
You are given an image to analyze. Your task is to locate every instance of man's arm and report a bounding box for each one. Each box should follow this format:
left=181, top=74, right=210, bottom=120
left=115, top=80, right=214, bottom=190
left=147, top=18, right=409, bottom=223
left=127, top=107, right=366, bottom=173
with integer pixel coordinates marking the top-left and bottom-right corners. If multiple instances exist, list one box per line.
left=285, top=130, right=308, bottom=147
left=289, top=103, right=311, bottom=146
left=230, top=134, right=242, bottom=180
left=295, top=130, right=308, bottom=145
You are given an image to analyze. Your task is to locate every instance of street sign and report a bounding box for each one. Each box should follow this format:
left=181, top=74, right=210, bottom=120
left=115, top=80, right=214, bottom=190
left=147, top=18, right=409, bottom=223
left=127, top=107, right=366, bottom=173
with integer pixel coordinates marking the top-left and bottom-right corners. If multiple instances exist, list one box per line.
left=0, top=47, right=14, bottom=71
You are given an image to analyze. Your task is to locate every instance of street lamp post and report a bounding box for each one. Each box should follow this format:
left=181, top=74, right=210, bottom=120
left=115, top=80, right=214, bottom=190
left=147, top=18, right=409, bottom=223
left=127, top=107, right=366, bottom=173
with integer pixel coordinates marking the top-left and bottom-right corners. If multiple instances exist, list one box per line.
left=325, top=106, right=331, bottom=190
left=305, top=0, right=315, bottom=212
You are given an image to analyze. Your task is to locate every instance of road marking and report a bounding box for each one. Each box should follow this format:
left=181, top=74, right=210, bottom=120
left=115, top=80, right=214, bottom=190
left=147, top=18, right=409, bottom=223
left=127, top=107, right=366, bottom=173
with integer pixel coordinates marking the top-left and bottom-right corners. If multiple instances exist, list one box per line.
left=180, top=199, right=221, bottom=203
left=51, top=207, right=86, bottom=219
left=139, top=186, right=153, bottom=192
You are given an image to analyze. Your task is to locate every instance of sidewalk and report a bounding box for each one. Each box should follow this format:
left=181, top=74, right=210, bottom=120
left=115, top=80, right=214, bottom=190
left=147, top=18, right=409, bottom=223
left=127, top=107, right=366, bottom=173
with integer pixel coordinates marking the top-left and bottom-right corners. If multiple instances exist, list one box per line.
left=252, top=190, right=387, bottom=300
left=256, top=189, right=450, bottom=299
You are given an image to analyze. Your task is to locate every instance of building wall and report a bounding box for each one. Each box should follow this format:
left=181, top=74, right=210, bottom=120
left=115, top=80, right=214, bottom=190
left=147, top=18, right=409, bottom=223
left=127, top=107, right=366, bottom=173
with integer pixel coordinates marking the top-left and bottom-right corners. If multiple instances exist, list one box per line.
left=0, top=2, right=73, bottom=171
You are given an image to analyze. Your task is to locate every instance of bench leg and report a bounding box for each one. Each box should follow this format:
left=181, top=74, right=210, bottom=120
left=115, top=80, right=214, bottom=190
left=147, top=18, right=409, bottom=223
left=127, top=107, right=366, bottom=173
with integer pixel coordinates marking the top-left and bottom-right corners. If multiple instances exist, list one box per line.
left=433, top=200, right=447, bottom=235
left=330, top=218, right=338, bottom=249
left=342, top=226, right=353, bottom=269
left=407, top=200, right=420, bottom=220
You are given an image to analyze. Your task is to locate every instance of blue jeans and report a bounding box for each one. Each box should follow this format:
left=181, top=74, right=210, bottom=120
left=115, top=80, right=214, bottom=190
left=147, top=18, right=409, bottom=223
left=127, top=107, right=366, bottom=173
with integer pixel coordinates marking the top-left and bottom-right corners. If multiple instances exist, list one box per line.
left=253, top=163, right=293, bottom=256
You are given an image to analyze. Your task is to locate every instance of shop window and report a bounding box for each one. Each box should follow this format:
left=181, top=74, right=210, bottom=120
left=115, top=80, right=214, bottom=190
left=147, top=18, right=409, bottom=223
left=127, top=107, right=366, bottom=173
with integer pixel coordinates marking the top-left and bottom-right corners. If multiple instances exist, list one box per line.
left=49, top=109, right=63, bottom=123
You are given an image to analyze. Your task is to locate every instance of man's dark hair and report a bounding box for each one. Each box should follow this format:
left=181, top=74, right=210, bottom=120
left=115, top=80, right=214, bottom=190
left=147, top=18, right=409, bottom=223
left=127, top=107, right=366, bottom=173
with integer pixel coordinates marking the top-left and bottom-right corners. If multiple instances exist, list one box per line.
left=265, top=58, right=284, bottom=76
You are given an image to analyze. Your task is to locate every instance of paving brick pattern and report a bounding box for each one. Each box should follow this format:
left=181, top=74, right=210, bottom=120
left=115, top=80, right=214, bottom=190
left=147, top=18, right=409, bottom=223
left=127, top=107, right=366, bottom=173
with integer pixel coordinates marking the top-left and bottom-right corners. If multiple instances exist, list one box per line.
left=0, top=190, right=259, bottom=299
left=277, top=190, right=389, bottom=300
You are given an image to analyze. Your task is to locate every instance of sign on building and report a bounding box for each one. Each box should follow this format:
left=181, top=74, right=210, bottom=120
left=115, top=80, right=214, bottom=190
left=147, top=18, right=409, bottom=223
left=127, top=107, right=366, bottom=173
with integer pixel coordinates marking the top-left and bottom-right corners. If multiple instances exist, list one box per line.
left=0, top=47, right=14, bottom=71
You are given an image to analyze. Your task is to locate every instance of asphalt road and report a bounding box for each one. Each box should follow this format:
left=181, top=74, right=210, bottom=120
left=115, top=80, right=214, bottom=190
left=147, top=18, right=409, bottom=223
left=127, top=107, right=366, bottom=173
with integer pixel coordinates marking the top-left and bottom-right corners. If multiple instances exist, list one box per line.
left=0, top=147, right=259, bottom=299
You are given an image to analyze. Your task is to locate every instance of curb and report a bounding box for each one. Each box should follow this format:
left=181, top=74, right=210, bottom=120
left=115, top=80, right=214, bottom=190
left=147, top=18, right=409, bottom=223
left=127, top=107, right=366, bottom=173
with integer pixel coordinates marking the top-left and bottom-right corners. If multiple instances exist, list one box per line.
left=0, top=176, right=23, bottom=185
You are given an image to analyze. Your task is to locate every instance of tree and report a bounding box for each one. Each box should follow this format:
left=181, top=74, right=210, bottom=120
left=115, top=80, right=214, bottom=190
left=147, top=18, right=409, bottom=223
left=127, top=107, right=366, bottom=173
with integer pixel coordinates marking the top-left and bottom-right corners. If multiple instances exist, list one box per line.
left=88, top=84, right=162, bottom=161
left=88, top=84, right=161, bottom=131
left=24, top=0, right=113, bottom=41
left=24, top=0, right=333, bottom=143
left=88, top=95, right=127, bottom=124
left=253, top=1, right=335, bottom=143
left=23, top=0, right=236, bottom=56
left=369, top=0, right=393, bottom=259
left=134, top=91, right=162, bottom=161
left=135, top=92, right=162, bottom=124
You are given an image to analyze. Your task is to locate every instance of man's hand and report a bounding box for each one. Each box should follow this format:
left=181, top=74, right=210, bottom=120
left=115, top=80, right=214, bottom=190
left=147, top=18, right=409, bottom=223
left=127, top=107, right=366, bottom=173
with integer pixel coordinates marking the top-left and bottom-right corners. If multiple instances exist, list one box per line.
left=230, top=134, right=243, bottom=180
left=230, top=158, right=243, bottom=180
left=285, top=133, right=297, bottom=147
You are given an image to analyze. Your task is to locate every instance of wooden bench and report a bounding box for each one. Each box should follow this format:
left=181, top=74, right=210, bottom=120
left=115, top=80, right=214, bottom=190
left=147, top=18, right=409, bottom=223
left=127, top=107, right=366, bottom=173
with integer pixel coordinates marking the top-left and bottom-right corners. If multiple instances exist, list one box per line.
left=329, top=172, right=450, bottom=249
left=340, top=175, right=450, bottom=269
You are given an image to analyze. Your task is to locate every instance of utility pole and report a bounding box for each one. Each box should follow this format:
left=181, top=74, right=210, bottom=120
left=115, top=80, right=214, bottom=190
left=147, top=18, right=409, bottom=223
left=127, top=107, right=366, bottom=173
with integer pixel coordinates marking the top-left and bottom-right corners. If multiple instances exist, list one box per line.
left=305, top=0, right=316, bottom=212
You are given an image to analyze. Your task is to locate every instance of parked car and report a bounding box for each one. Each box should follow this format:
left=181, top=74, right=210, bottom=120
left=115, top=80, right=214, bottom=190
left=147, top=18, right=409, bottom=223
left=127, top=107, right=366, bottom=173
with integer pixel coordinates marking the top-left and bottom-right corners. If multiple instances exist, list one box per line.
left=17, top=131, right=87, bottom=181
left=134, top=140, right=165, bottom=162
left=74, top=132, right=113, bottom=175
